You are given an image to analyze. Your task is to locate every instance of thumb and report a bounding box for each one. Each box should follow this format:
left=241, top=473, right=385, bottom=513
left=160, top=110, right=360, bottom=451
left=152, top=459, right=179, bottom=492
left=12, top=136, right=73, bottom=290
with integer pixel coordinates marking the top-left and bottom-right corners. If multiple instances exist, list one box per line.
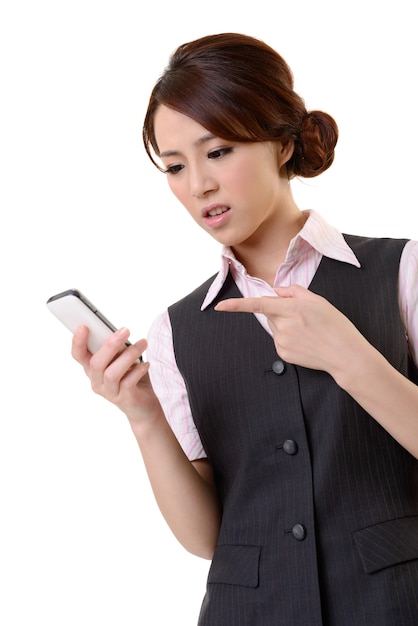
left=274, top=285, right=313, bottom=299
left=274, top=285, right=305, bottom=298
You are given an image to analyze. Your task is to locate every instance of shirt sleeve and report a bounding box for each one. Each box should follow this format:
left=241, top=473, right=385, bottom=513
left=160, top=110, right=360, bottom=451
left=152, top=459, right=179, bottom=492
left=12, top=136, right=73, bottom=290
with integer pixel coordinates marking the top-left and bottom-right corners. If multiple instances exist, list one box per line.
left=398, top=239, right=418, bottom=367
left=146, top=310, right=207, bottom=461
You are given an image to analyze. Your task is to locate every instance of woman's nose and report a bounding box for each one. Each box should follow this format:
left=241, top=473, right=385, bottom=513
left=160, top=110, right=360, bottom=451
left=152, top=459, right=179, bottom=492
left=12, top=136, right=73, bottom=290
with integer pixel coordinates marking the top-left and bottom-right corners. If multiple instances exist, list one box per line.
left=190, top=167, right=218, bottom=198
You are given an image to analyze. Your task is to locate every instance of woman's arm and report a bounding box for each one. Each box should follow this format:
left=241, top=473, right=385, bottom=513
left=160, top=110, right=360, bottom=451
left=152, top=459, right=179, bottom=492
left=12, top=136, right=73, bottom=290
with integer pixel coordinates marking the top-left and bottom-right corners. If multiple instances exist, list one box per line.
left=215, top=286, right=418, bottom=459
left=72, top=325, right=221, bottom=558
left=331, top=334, right=418, bottom=459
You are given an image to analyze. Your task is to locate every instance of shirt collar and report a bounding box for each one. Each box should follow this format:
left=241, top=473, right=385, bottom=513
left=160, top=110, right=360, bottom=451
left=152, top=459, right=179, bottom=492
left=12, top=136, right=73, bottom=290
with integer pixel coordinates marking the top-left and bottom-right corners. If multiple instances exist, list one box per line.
left=201, top=209, right=361, bottom=310
left=295, top=209, right=361, bottom=265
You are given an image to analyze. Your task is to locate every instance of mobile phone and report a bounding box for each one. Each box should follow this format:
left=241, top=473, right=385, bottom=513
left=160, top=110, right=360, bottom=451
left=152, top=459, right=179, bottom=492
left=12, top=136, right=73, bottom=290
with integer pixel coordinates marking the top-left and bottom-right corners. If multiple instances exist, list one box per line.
left=46, top=288, right=141, bottom=359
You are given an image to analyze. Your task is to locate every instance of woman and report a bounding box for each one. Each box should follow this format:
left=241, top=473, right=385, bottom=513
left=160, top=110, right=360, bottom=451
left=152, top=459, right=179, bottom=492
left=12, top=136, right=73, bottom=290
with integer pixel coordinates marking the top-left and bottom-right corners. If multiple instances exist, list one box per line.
left=72, top=33, right=418, bottom=625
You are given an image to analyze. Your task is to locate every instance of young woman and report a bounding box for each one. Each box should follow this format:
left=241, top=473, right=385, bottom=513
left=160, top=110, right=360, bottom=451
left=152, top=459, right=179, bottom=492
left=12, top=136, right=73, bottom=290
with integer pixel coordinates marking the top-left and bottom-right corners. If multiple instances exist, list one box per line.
left=72, top=33, right=418, bottom=625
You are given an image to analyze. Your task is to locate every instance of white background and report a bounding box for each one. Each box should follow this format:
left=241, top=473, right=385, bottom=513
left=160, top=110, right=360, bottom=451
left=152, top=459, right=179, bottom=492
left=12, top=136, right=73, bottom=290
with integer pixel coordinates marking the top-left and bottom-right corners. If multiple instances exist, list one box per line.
left=1, top=1, right=417, bottom=624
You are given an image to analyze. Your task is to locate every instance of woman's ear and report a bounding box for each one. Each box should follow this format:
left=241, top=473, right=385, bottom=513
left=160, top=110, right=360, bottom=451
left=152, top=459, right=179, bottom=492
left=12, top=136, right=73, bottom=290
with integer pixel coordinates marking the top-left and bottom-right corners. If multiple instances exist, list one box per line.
left=277, top=139, right=295, bottom=167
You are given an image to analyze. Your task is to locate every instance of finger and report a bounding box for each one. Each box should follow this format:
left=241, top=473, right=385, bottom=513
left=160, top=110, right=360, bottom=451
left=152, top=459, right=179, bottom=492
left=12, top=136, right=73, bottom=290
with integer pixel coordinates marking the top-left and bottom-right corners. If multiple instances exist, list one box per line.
left=93, top=338, right=148, bottom=391
left=104, top=338, right=148, bottom=374
left=71, top=325, right=92, bottom=366
left=215, top=296, right=279, bottom=314
left=88, top=327, right=131, bottom=385
left=118, top=358, right=150, bottom=390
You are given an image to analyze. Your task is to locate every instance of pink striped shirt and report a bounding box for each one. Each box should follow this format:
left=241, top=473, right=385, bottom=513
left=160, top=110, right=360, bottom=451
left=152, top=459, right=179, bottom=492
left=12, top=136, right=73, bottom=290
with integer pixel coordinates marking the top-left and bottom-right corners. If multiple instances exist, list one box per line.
left=147, top=210, right=418, bottom=461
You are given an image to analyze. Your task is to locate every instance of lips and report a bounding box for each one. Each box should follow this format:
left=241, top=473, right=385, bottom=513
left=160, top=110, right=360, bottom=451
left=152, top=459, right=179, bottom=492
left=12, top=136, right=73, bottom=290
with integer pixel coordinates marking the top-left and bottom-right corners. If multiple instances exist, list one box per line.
left=201, top=204, right=231, bottom=229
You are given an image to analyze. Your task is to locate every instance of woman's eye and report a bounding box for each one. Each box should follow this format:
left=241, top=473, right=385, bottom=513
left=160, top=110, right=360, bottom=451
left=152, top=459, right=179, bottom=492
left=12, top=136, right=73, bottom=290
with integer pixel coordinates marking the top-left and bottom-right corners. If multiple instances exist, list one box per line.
left=164, top=163, right=184, bottom=175
left=208, top=147, right=233, bottom=160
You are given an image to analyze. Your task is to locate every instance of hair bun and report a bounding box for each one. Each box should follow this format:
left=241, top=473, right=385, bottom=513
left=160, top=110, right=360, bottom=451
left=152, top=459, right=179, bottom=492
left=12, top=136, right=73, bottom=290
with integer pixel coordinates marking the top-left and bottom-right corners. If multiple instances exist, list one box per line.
left=291, top=110, right=339, bottom=178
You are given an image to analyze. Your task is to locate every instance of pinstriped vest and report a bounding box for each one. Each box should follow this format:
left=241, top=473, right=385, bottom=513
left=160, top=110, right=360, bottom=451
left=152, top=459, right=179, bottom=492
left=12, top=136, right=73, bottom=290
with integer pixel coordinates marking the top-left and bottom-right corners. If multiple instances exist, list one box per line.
left=168, top=235, right=418, bottom=626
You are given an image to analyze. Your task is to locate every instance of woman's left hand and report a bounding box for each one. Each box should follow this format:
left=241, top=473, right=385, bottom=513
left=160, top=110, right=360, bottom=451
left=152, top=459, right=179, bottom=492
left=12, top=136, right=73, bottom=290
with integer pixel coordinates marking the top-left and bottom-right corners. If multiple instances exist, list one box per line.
left=215, top=284, right=365, bottom=380
left=216, top=284, right=418, bottom=458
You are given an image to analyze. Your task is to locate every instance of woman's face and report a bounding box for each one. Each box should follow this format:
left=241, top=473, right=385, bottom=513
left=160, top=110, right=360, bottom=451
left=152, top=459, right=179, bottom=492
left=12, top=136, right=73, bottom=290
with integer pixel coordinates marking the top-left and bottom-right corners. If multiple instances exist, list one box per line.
left=153, top=105, right=294, bottom=250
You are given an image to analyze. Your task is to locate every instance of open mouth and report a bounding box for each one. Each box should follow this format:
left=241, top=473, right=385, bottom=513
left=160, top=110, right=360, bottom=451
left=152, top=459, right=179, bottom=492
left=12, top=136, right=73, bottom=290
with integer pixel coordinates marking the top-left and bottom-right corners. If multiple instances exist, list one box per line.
left=204, top=206, right=230, bottom=218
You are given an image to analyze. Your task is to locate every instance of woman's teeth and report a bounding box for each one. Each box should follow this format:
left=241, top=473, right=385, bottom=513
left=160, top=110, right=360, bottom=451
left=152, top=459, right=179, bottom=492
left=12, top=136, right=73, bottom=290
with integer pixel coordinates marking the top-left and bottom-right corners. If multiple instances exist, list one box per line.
left=208, top=207, right=228, bottom=217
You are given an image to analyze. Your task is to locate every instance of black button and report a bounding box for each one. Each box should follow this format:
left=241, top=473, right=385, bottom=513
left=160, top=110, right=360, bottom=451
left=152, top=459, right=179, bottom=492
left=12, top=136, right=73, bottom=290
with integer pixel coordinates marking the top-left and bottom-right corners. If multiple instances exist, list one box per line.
left=272, top=359, right=286, bottom=375
left=283, top=439, right=298, bottom=455
left=292, top=524, right=306, bottom=541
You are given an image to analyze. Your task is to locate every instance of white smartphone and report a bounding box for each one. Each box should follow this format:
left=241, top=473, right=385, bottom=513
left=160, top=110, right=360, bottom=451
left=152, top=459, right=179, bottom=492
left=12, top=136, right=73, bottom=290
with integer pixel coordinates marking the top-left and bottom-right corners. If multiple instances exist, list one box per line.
left=46, top=288, right=141, bottom=359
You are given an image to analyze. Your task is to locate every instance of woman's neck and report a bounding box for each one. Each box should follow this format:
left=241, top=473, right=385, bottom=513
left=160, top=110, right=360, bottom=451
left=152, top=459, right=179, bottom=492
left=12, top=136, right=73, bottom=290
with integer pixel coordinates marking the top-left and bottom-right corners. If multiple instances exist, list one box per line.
left=232, top=209, right=308, bottom=286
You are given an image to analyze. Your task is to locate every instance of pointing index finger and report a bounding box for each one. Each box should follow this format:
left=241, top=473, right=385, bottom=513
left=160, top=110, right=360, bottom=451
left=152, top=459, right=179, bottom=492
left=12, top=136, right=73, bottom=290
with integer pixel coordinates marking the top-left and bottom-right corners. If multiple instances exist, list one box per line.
left=215, top=297, right=276, bottom=314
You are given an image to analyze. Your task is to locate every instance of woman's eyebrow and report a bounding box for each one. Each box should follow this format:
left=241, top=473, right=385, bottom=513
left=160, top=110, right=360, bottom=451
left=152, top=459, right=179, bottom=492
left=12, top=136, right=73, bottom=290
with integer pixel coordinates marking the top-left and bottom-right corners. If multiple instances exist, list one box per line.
left=159, top=133, right=216, bottom=158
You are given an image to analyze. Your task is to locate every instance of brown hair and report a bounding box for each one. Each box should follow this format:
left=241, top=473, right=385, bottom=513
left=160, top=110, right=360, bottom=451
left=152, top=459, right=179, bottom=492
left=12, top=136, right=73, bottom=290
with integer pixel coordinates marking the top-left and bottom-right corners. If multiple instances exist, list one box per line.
left=143, top=33, right=338, bottom=178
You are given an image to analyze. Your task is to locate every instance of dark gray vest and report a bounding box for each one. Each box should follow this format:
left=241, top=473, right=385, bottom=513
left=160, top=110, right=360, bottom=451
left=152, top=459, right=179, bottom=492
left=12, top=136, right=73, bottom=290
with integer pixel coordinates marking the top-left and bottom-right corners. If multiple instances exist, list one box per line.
left=168, top=235, right=418, bottom=626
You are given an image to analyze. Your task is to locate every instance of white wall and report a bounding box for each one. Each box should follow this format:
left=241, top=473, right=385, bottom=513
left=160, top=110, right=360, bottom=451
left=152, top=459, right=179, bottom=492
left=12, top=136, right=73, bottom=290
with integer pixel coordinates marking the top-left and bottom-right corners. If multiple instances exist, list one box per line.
left=1, top=1, right=416, bottom=624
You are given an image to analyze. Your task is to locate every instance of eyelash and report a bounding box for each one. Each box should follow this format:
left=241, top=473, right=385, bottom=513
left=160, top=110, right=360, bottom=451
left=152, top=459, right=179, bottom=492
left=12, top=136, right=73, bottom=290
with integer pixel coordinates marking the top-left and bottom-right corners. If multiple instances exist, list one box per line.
left=164, top=147, right=233, bottom=175
left=164, top=164, right=183, bottom=175
left=208, top=147, right=233, bottom=159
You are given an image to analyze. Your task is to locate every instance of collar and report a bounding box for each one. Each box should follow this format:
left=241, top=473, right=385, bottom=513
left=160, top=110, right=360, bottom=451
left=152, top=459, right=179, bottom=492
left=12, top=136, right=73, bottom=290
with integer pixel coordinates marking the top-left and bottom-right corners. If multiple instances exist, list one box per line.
left=201, top=210, right=361, bottom=310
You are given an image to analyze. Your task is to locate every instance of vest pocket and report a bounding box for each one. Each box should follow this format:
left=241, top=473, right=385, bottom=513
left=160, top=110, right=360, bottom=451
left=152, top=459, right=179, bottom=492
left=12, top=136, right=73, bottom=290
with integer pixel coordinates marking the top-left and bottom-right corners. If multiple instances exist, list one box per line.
left=207, top=544, right=262, bottom=588
left=353, top=515, right=418, bottom=573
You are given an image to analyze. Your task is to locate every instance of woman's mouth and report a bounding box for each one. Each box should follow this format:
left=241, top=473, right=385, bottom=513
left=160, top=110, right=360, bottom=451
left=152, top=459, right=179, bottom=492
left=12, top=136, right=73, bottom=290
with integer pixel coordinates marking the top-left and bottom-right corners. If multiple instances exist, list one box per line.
left=202, top=205, right=231, bottom=228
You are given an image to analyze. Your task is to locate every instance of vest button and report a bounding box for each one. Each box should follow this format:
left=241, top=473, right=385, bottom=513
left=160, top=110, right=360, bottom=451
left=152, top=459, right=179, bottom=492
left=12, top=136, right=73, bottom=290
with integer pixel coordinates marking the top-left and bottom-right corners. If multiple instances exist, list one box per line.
left=272, top=359, right=286, bottom=375
left=292, top=524, right=307, bottom=541
left=283, top=439, right=298, bottom=455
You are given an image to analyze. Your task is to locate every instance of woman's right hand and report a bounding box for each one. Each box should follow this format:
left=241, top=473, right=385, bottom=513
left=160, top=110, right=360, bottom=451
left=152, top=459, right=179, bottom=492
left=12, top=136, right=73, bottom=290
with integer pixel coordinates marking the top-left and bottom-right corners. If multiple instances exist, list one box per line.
left=71, top=325, right=162, bottom=427
left=72, top=325, right=222, bottom=558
